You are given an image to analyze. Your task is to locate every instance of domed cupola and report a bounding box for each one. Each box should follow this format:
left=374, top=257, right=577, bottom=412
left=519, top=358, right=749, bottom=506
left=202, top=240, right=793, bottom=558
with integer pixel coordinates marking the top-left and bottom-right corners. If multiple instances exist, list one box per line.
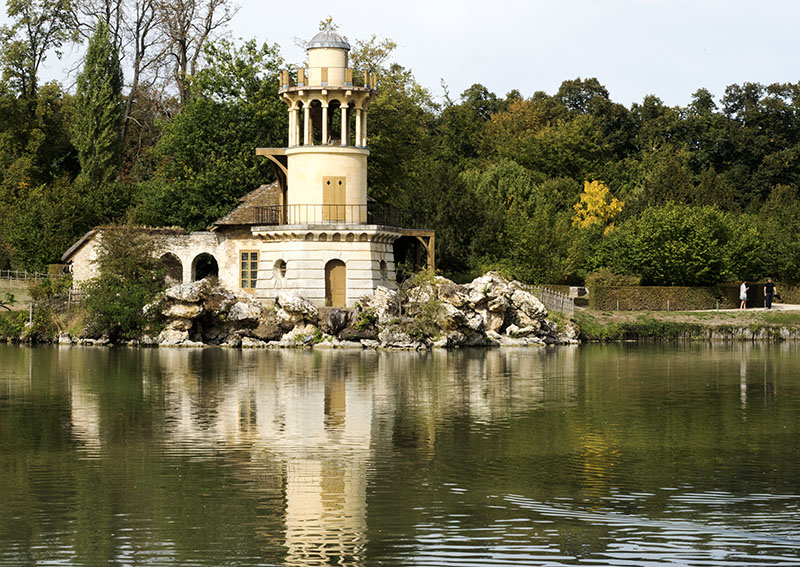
left=306, top=19, right=351, bottom=50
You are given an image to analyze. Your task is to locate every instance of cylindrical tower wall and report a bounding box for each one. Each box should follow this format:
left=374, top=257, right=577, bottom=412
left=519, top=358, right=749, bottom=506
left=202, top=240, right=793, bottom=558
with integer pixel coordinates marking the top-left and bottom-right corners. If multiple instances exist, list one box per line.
left=285, top=147, right=369, bottom=223
left=308, top=48, right=348, bottom=87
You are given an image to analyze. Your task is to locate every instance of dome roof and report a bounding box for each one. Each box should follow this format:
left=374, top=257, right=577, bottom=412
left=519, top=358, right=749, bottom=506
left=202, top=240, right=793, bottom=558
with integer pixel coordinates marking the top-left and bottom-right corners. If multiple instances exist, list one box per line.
left=305, top=21, right=350, bottom=50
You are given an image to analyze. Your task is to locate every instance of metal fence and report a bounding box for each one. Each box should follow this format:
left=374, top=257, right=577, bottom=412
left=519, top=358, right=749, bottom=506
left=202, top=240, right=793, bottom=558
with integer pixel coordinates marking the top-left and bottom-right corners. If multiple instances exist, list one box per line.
left=253, top=204, right=430, bottom=229
left=527, top=286, right=575, bottom=317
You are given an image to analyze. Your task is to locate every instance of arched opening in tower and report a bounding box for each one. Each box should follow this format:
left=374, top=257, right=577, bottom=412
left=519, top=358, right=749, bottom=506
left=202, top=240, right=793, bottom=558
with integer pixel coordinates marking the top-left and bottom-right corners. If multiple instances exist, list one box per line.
left=309, top=99, right=323, bottom=145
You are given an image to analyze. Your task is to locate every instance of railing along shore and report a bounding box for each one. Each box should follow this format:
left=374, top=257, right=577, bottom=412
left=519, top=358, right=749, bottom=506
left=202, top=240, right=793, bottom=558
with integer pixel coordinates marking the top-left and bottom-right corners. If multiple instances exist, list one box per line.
left=526, top=286, right=575, bottom=317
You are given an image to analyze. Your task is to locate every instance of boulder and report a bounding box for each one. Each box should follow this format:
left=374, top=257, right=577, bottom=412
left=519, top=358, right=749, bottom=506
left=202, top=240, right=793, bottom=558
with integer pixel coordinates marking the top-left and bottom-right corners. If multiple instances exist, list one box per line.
left=464, top=272, right=509, bottom=306
left=510, top=289, right=547, bottom=321
left=322, top=308, right=350, bottom=335
left=338, top=326, right=378, bottom=341
left=276, top=292, right=319, bottom=330
left=166, top=317, right=194, bottom=332
left=227, top=300, right=263, bottom=322
left=157, top=328, right=190, bottom=345
left=475, top=306, right=505, bottom=333
left=358, top=286, right=399, bottom=325
left=241, top=337, right=269, bottom=348
left=439, top=302, right=467, bottom=330
left=251, top=314, right=283, bottom=341
left=279, top=323, right=318, bottom=346
left=163, top=303, right=203, bottom=319
left=164, top=280, right=209, bottom=303
left=436, top=280, right=469, bottom=308
left=378, top=326, right=426, bottom=349
left=277, top=292, right=319, bottom=319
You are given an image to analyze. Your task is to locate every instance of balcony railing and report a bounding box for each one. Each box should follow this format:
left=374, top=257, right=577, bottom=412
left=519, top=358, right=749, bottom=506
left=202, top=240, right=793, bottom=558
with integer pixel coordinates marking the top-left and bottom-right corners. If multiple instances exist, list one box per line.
left=253, top=204, right=427, bottom=229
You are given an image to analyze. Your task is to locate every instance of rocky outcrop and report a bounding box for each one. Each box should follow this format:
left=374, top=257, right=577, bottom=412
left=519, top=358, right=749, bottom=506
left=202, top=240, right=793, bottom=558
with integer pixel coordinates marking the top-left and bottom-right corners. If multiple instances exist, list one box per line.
left=355, top=271, right=577, bottom=349
left=136, top=272, right=578, bottom=348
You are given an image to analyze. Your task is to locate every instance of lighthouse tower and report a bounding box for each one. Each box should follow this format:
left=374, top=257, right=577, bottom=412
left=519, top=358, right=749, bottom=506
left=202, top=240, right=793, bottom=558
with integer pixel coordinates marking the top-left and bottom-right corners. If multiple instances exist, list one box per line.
left=254, top=20, right=433, bottom=308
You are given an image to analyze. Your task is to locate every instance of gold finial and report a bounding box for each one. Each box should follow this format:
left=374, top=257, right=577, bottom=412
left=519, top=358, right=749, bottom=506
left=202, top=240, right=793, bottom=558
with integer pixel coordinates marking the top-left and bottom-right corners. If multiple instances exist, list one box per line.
left=326, top=16, right=333, bottom=25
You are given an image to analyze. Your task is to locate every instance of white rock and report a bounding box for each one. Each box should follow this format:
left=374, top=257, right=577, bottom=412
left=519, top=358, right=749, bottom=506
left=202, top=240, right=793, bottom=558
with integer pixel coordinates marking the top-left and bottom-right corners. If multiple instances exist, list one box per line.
left=164, top=303, right=203, bottom=319
left=228, top=301, right=263, bottom=322
left=510, top=289, right=547, bottom=320
left=241, top=337, right=268, bottom=348
left=166, top=317, right=194, bottom=332
left=164, top=280, right=208, bottom=303
left=277, top=292, right=319, bottom=320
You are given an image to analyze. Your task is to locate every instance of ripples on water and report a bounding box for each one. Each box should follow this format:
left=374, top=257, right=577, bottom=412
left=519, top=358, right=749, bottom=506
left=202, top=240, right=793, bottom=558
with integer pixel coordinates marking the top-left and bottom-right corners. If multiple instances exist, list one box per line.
left=1, top=344, right=800, bottom=566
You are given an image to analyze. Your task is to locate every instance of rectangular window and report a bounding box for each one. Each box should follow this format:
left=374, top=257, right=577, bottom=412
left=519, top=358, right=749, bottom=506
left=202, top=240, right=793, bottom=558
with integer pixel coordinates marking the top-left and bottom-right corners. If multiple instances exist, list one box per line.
left=240, top=251, right=259, bottom=292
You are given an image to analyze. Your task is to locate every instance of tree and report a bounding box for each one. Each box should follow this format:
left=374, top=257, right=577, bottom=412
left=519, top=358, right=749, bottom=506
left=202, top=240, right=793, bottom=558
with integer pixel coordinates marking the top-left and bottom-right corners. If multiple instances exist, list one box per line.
left=572, top=180, right=624, bottom=232
left=156, top=0, right=235, bottom=104
left=82, top=224, right=166, bottom=340
left=598, top=203, right=732, bottom=286
left=349, top=35, right=437, bottom=208
left=71, top=0, right=166, bottom=147
left=133, top=39, right=285, bottom=230
left=0, top=0, right=76, bottom=100
left=72, top=19, right=124, bottom=194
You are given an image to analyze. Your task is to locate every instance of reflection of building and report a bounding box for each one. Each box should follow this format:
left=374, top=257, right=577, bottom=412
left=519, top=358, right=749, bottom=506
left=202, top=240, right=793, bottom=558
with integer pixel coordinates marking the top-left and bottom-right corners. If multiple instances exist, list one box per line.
left=62, top=20, right=434, bottom=308
left=64, top=346, right=580, bottom=564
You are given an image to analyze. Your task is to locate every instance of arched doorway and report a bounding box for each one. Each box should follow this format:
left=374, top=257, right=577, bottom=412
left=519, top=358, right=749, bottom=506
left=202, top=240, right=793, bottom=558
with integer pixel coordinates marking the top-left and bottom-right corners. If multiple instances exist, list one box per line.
left=160, top=253, right=183, bottom=285
left=192, top=253, right=219, bottom=281
left=325, top=259, right=346, bottom=307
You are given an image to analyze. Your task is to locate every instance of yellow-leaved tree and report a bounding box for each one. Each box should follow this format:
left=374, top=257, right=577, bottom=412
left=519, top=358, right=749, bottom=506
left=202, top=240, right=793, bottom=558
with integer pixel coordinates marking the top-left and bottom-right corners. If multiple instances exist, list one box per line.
left=572, top=180, right=624, bottom=234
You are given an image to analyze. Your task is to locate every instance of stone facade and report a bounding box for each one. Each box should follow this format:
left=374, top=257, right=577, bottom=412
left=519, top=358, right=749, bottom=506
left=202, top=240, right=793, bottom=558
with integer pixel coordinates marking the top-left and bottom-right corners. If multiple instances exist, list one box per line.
left=252, top=226, right=398, bottom=305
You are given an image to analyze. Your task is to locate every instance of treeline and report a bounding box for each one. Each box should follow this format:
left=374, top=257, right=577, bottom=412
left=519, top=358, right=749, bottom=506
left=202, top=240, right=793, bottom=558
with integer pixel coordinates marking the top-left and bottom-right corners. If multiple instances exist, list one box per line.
left=2, top=2, right=800, bottom=286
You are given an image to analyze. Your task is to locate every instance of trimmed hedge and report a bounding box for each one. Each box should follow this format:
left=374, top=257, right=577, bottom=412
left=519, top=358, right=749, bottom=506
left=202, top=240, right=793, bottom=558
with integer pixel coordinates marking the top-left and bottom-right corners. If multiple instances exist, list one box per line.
left=590, top=286, right=735, bottom=311
left=589, top=282, right=799, bottom=311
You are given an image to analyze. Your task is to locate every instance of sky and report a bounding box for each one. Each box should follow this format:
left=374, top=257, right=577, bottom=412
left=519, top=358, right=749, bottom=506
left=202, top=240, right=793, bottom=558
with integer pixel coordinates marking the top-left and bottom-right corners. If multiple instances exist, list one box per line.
left=4, top=0, right=799, bottom=108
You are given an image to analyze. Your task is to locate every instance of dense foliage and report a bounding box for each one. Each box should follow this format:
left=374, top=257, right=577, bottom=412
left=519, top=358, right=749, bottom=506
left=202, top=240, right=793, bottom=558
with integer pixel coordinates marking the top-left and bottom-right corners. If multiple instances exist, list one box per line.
left=2, top=6, right=800, bottom=287
left=82, top=225, right=166, bottom=340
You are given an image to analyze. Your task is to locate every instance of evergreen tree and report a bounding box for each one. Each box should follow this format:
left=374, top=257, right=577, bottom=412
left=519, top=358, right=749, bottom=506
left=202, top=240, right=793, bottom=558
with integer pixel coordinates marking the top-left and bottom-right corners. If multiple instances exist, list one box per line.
left=72, top=19, right=124, bottom=194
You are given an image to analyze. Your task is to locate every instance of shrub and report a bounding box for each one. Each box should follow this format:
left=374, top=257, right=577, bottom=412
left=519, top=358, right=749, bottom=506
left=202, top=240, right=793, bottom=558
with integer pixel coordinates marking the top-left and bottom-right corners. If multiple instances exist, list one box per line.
left=82, top=225, right=167, bottom=341
left=0, top=311, right=27, bottom=339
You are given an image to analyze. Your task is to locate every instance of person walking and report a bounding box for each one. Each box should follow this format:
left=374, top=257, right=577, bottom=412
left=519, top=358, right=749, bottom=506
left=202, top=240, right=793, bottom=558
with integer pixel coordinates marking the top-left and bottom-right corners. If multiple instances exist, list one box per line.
left=739, top=281, right=749, bottom=309
left=764, top=278, right=777, bottom=309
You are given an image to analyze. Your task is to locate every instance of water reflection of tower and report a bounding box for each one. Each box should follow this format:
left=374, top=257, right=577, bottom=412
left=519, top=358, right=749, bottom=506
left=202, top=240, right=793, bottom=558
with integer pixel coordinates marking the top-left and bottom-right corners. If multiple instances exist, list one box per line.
left=266, top=351, right=372, bottom=566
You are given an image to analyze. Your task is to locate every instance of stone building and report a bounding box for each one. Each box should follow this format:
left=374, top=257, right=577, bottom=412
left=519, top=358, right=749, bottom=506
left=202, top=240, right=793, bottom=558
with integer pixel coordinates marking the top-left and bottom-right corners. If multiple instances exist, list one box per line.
left=62, top=21, right=434, bottom=308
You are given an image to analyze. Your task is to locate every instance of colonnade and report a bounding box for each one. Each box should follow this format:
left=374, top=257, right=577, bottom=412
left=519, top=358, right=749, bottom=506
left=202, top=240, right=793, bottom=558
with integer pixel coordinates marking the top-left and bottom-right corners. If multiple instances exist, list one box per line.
left=287, top=100, right=369, bottom=148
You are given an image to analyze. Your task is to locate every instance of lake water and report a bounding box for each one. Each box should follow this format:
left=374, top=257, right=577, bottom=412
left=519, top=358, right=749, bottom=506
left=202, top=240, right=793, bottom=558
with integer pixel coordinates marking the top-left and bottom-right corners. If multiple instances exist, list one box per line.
left=1, top=343, right=800, bottom=566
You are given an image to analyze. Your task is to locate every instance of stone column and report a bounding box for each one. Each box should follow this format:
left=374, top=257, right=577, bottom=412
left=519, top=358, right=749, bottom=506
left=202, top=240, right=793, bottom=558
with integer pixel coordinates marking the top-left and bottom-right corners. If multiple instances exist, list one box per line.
left=304, top=105, right=311, bottom=146
left=322, top=104, right=329, bottom=145
left=288, top=108, right=295, bottom=146
left=182, top=260, right=192, bottom=285
left=362, top=110, right=368, bottom=147
left=340, top=105, right=348, bottom=146
left=354, top=108, right=362, bottom=148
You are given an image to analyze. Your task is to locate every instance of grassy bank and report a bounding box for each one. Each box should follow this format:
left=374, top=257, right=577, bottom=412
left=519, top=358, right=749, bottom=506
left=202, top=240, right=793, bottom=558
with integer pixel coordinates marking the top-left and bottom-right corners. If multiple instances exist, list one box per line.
left=573, top=308, right=800, bottom=341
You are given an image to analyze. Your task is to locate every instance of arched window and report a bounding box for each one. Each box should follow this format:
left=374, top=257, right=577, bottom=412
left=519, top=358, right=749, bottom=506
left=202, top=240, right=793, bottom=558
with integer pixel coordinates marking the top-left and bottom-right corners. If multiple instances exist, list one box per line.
left=160, top=253, right=183, bottom=285
left=192, top=253, right=218, bottom=281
